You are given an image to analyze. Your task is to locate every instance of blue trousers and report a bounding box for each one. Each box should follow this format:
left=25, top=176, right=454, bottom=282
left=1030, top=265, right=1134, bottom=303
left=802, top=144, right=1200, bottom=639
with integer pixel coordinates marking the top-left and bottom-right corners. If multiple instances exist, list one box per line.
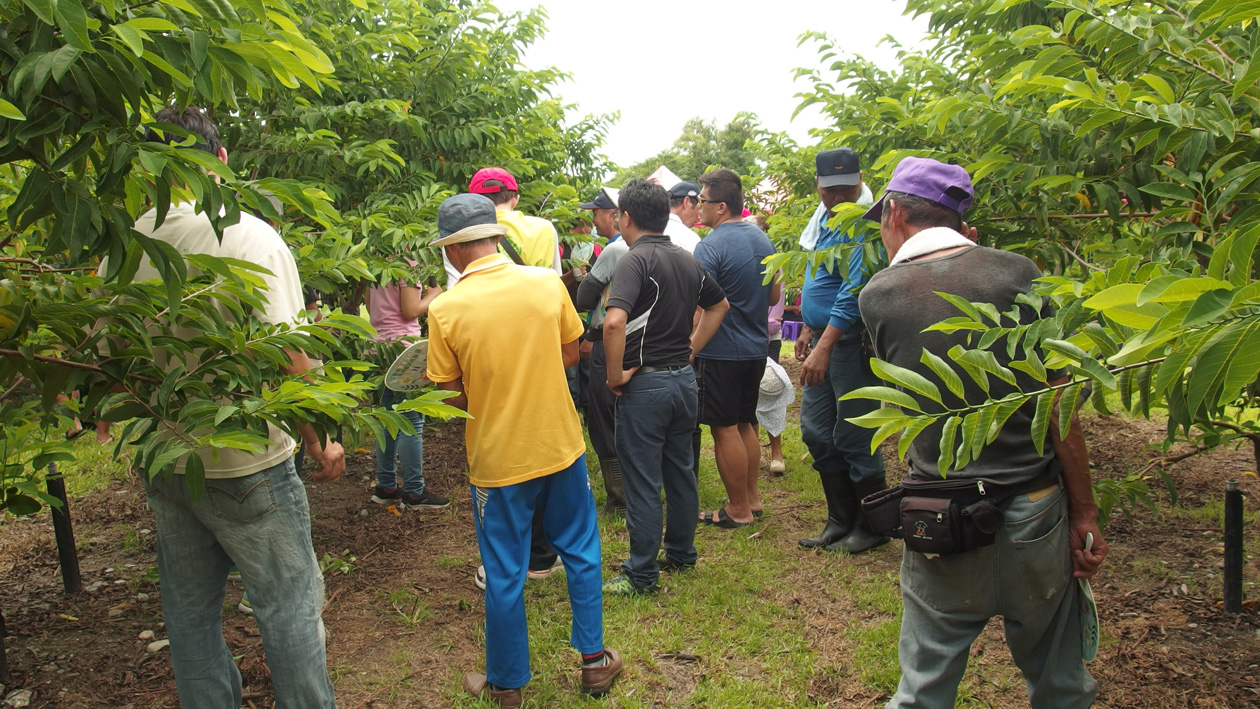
left=375, top=386, right=426, bottom=495
left=800, top=332, right=885, bottom=487
left=615, top=366, right=700, bottom=588
left=472, top=455, right=603, bottom=689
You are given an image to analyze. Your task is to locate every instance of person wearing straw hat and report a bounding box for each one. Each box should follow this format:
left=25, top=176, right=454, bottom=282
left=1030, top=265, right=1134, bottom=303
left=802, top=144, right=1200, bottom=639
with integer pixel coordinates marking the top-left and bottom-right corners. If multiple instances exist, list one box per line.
left=859, top=156, right=1107, bottom=708
left=425, top=194, right=621, bottom=706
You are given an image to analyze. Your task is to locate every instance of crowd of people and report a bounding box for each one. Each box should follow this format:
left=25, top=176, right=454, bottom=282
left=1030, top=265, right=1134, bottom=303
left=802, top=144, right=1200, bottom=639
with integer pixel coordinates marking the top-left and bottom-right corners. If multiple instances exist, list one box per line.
left=121, top=106, right=1108, bottom=708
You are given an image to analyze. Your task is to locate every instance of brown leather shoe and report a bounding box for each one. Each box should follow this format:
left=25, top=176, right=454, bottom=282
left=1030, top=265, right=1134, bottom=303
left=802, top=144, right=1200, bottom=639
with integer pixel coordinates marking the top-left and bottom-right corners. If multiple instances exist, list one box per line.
left=580, top=648, right=623, bottom=695
left=463, top=672, right=522, bottom=707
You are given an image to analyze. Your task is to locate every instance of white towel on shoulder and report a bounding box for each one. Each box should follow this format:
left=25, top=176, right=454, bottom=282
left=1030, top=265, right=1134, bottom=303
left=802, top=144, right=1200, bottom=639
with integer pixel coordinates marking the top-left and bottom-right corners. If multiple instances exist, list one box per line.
left=888, top=226, right=974, bottom=266
left=797, top=183, right=875, bottom=250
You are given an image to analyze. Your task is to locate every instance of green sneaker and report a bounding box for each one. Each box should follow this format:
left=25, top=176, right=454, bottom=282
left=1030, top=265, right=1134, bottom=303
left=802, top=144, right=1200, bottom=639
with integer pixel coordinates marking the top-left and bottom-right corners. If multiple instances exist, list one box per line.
left=602, top=573, right=658, bottom=597
left=657, top=554, right=695, bottom=573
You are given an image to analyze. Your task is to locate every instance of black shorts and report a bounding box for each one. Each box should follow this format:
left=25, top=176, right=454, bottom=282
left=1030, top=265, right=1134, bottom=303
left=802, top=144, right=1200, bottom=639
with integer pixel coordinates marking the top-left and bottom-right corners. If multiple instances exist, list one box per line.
left=695, top=357, right=764, bottom=427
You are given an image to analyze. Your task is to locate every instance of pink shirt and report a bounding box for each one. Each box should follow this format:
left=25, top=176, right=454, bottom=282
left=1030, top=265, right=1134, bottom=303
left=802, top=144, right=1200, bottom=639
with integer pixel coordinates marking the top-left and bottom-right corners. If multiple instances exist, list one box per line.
left=768, top=274, right=785, bottom=340
left=369, top=281, right=423, bottom=343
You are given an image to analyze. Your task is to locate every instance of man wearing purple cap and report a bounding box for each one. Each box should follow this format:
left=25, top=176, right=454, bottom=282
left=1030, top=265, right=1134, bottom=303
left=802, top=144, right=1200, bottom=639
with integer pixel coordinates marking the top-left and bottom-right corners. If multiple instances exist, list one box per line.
left=859, top=157, right=1108, bottom=708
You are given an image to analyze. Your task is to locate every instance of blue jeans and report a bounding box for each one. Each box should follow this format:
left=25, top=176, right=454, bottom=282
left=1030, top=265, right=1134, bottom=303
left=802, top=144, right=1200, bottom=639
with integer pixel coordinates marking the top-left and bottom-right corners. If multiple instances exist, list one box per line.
left=376, top=386, right=425, bottom=495
left=800, top=332, right=885, bottom=486
left=145, top=458, right=335, bottom=708
left=888, top=487, right=1097, bottom=709
left=472, top=456, right=603, bottom=689
left=615, top=366, right=699, bottom=588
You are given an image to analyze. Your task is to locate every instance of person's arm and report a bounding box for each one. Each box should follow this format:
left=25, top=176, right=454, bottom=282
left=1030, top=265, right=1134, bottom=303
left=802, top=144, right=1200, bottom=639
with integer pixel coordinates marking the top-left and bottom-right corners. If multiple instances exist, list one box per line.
left=603, top=307, right=634, bottom=395
left=282, top=348, right=346, bottom=483
left=690, top=298, right=730, bottom=360
left=399, top=286, right=423, bottom=320
left=575, top=273, right=608, bottom=312
left=692, top=268, right=729, bottom=359
left=770, top=271, right=782, bottom=311
left=562, top=339, right=580, bottom=368
left=436, top=379, right=467, bottom=411
left=800, top=239, right=866, bottom=386
left=402, top=284, right=442, bottom=320
left=1047, top=375, right=1108, bottom=578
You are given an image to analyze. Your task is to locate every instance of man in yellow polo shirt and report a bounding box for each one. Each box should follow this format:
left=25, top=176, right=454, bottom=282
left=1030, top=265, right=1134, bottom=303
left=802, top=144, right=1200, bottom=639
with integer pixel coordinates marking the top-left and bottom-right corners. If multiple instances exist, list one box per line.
left=440, top=167, right=563, bottom=285
left=426, top=194, right=622, bottom=707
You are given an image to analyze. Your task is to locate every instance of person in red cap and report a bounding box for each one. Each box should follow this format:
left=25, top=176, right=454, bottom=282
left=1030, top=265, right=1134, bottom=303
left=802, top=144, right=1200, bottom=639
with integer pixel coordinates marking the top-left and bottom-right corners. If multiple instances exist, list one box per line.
left=440, top=167, right=563, bottom=286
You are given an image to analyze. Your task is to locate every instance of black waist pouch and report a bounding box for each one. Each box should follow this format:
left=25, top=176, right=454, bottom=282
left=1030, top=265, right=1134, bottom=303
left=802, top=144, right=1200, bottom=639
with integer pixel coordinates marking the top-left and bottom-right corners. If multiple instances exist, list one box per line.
left=861, top=485, right=905, bottom=536
left=862, top=464, right=1060, bottom=556
left=900, top=497, right=1006, bottom=555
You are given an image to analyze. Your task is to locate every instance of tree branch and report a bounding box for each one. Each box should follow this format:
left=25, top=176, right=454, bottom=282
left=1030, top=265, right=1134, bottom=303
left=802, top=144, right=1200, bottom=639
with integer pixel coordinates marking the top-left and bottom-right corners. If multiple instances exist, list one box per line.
left=986, top=211, right=1157, bottom=222
left=0, top=349, right=162, bottom=386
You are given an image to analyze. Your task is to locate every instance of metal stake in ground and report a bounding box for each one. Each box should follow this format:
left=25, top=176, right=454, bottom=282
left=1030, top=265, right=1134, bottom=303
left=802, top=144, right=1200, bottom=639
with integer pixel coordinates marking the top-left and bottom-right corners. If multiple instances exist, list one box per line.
left=46, top=463, right=82, bottom=594
left=1223, top=478, right=1243, bottom=614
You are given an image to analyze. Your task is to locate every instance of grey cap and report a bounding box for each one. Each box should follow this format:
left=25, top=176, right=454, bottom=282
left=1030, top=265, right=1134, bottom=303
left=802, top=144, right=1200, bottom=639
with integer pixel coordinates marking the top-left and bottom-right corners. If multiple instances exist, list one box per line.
left=432, top=193, right=507, bottom=247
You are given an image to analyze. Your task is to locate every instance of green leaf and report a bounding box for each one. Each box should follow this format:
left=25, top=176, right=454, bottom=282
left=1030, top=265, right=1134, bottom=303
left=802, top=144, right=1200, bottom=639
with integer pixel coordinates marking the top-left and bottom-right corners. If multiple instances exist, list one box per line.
left=111, top=23, right=146, bottom=56
left=21, top=0, right=56, bottom=25
left=845, top=408, right=914, bottom=429
left=1058, top=382, right=1084, bottom=439
left=933, top=292, right=981, bottom=322
left=1186, top=317, right=1260, bottom=414
left=1072, top=356, right=1117, bottom=391
left=0, top=99, right=27, bottom=121
left=184, top=453, right=205, bottom=504
left=1083, top=283, right=1143, bottom=310
left=4, top=493, right=43, bottom=516
left=1138, top=182, right=1195, bottom=202
left=1137, top=276, right=1234, bottom=305
left=1180, top=289, right=1234, bottom=328
left=921, top=349, right=966, bottom=400
left=840, top=386, right=924, bottom=412
left=937, top=416, right=960, bottom=478
left=897, top=417, right=933, bottom=460
left=1139, top=73, right=1176, bottom=103
left=1030, top=390, right=1055, bottom=456
left=55, top=0, right=93, bottom=52
left=870, top=359, right=943, bottom=405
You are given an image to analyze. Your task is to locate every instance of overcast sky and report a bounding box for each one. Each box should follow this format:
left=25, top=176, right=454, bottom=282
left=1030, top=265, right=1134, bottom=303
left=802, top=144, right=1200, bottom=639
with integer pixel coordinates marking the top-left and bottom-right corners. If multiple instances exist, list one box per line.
left=494, top=0, right=932, bottom=168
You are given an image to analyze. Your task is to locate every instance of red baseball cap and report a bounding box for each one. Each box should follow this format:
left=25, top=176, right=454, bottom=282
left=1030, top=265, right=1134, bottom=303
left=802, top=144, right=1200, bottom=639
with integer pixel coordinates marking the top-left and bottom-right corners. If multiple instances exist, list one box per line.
left=469, top=167, right=519, bottom=194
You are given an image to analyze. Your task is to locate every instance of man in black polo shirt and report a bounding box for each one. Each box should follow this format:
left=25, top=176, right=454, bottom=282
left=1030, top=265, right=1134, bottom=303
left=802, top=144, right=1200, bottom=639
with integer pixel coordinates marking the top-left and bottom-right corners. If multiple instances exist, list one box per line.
left=601, top=179, right=729, bottom=596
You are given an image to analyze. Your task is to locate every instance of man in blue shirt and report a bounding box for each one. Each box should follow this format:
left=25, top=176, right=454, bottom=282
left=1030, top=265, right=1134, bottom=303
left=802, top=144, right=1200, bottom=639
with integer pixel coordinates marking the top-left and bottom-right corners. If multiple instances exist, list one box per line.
left=693, top=169, right=778, bottom=528
left=795, top=148, right=888, bottom=554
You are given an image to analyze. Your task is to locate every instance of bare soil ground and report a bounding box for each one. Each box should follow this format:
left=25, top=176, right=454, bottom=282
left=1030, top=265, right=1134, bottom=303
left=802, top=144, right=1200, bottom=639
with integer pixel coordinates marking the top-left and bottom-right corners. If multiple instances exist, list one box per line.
left=1, top=362, right=1258, bottom=707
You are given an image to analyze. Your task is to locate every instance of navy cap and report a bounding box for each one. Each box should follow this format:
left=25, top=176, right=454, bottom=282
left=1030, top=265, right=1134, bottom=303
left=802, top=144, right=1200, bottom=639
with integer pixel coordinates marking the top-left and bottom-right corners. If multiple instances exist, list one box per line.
left=667, top=181, right=700, bottom=199
left=816, top=148, right=861, bottom=188
left=579, top=189, right=617, bottom=210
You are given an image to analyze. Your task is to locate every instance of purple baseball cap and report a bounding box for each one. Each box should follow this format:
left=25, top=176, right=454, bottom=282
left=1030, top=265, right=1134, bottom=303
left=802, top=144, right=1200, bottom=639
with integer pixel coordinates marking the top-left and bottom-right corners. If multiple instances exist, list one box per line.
left=863, top=156, right=974, bottom=222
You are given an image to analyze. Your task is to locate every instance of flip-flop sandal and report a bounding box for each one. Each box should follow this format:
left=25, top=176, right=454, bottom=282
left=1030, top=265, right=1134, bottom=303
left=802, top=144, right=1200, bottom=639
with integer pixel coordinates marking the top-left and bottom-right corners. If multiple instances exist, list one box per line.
left=700, top=508, right=751, bottom=528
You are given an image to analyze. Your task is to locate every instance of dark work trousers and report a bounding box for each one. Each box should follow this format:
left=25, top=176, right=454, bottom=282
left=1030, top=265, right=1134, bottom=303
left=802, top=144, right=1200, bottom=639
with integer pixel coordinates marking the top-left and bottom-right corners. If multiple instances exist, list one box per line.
left=529, top=506, right=558, bottom=572
left=586, top=340, right=617, bottom=460
left=800, top=332, right=885, bottom=487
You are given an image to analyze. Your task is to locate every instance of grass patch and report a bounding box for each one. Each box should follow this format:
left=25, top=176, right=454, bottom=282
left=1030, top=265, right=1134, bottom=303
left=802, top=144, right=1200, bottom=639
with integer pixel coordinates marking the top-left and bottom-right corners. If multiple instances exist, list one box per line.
left=59, top=433, right=134, bottom=497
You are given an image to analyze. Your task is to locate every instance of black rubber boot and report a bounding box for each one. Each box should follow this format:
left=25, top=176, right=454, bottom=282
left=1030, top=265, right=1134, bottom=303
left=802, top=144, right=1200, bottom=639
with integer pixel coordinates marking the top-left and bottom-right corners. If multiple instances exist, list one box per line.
left=825, top=478, right=891, bottom=554
left=799, top=473, right=855, bottom=549
left=600, top=457, right=626, bottom=514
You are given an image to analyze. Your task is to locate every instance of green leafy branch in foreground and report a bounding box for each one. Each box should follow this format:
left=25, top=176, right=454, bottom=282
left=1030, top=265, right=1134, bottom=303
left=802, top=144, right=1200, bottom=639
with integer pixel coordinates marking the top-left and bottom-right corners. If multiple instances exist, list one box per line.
left=2, top=252, right=469, bottom=507
left=842, top=224, right=1260, bottom=478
